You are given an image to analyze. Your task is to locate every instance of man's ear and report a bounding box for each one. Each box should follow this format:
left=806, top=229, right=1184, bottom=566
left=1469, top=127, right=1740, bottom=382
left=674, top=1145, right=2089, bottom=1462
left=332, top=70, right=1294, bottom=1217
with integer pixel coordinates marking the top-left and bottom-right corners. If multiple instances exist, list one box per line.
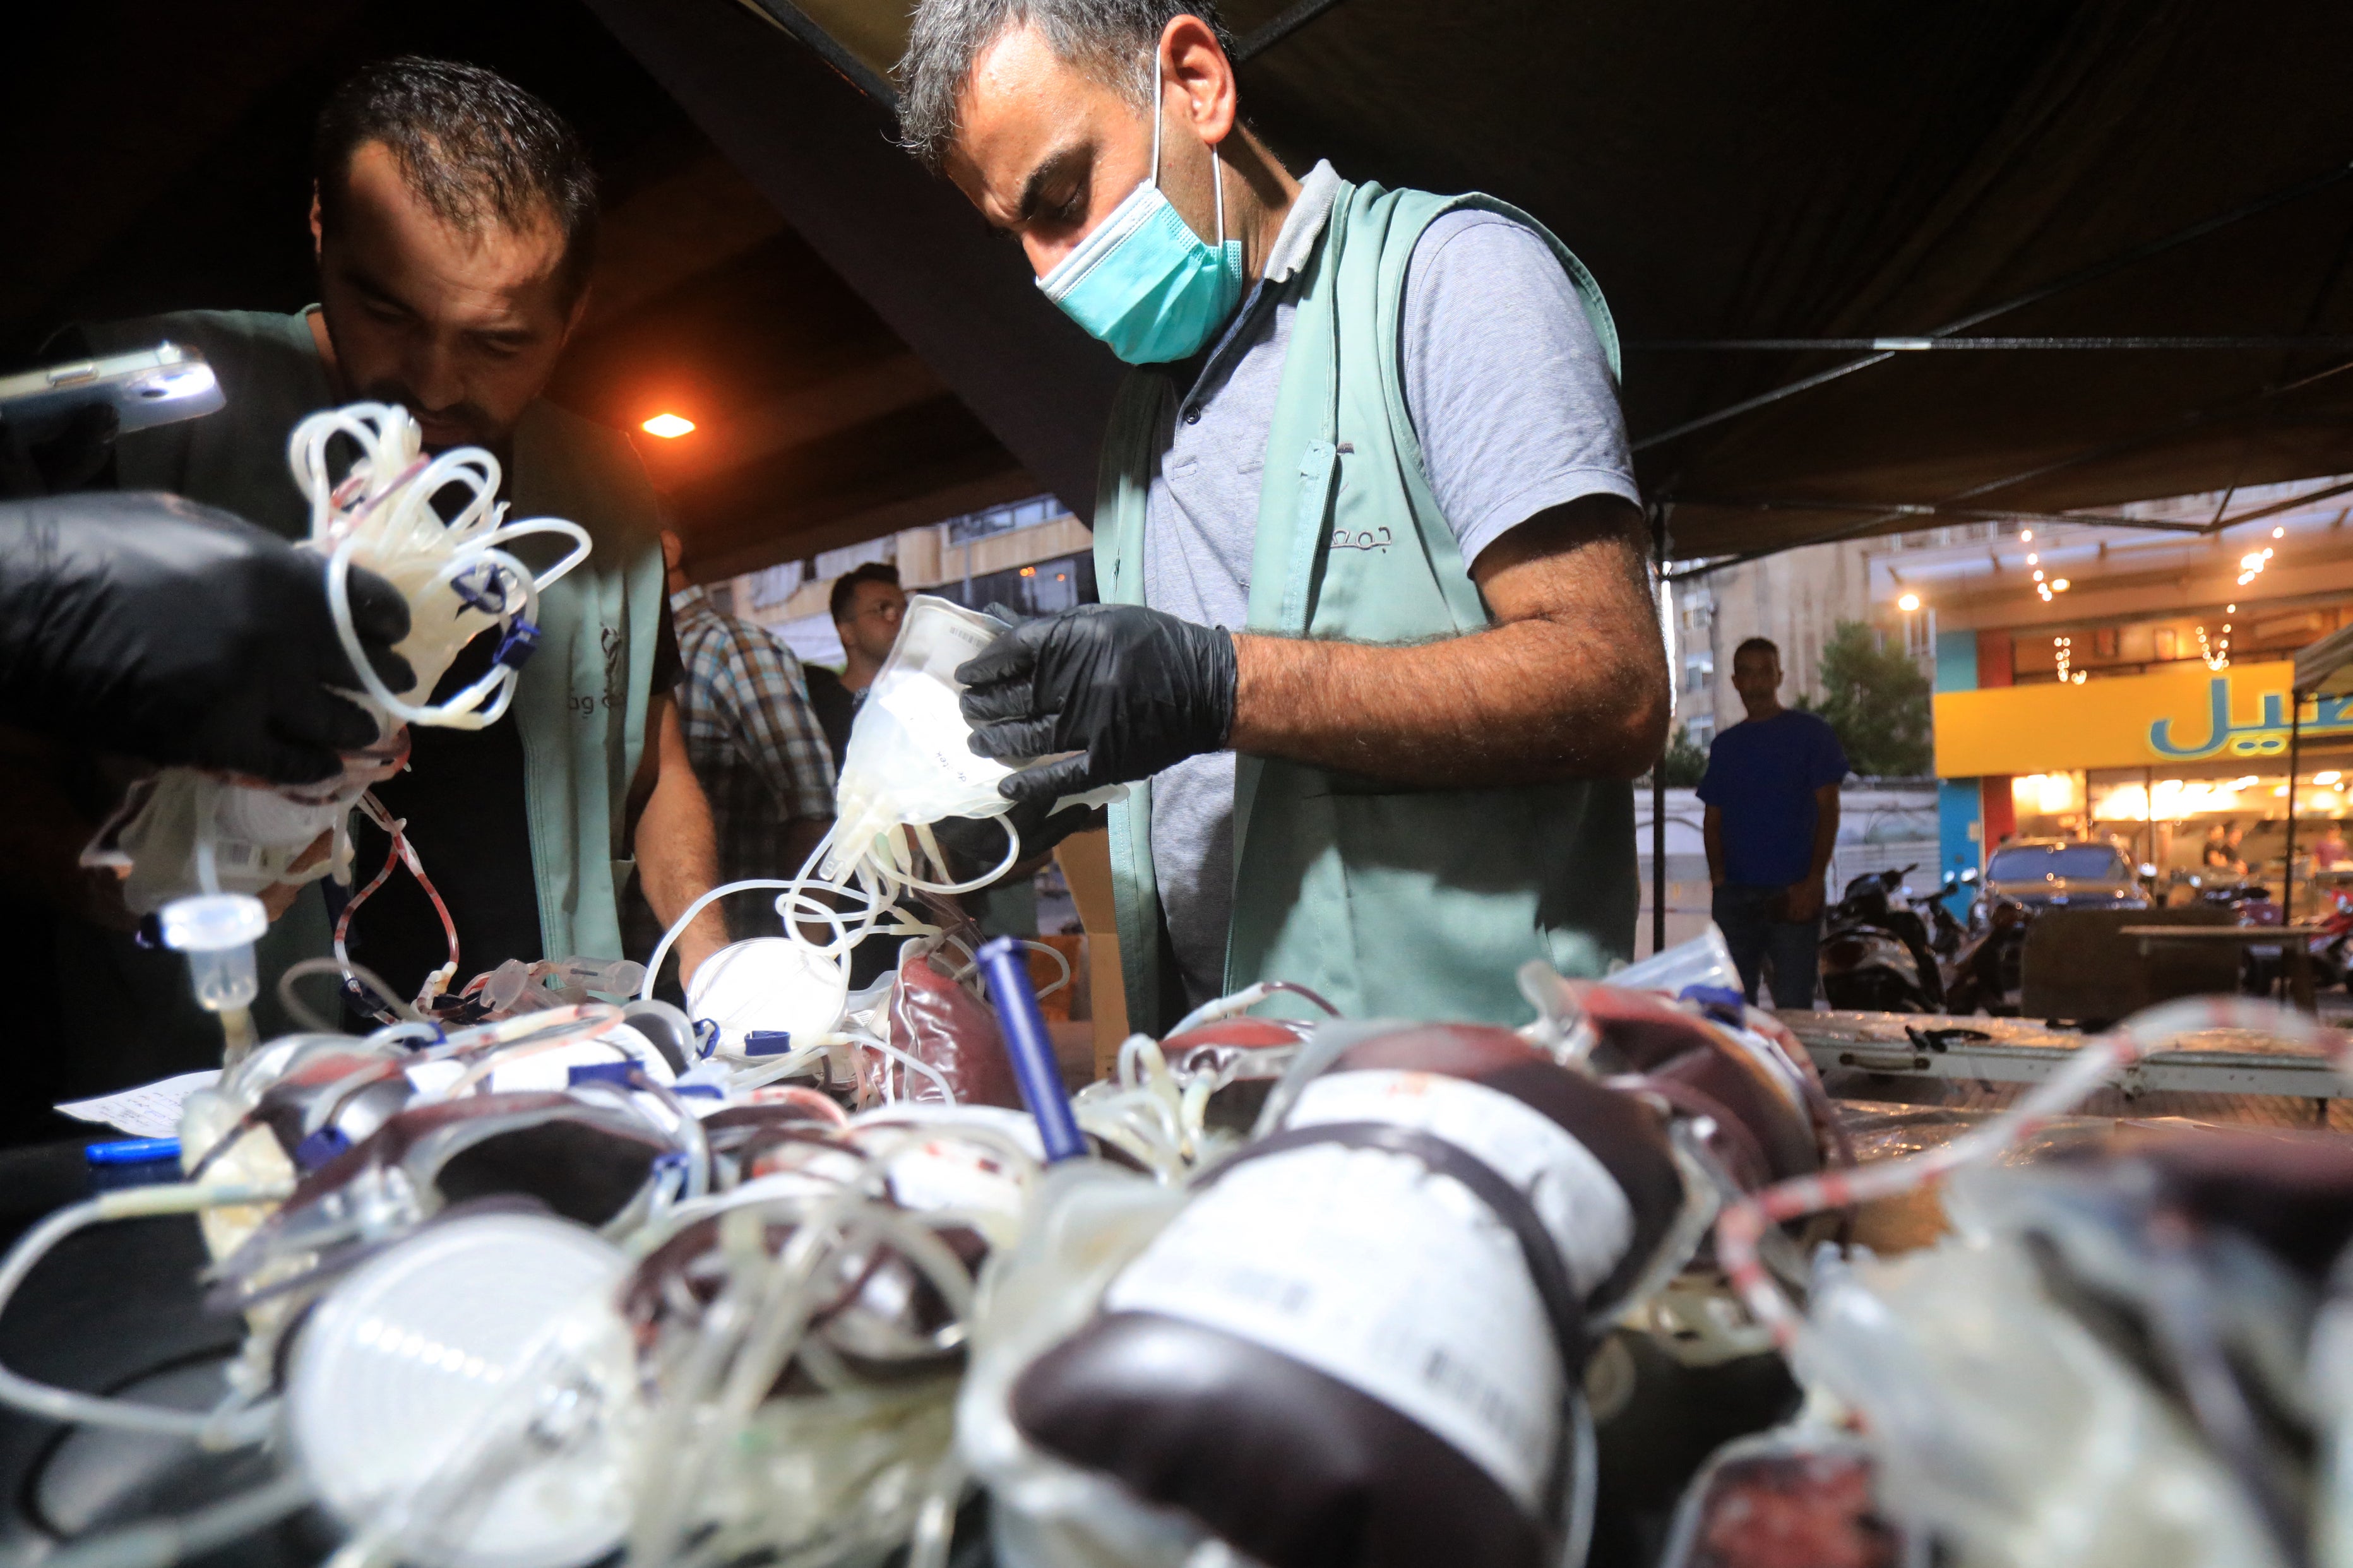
left=309, top=182, right=325, bottom=259
left=559, top=278, right=593, bottom=348
left=1159, top=13, right=1237, bottom=145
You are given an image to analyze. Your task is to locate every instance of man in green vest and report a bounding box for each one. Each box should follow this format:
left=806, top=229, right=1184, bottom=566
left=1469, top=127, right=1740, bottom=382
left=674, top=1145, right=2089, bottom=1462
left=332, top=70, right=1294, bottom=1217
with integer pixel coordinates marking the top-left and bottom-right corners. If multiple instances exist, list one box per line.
left=9, top=57, right=729, bottom=1088
left=898, top=2, right=1670, bottom=1032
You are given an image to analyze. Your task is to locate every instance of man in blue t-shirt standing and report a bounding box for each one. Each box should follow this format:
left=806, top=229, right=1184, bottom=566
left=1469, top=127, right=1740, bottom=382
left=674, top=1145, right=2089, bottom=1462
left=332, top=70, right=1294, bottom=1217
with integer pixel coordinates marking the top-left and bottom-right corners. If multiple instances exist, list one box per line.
left=1697, top=638, right=1849, bottom=1007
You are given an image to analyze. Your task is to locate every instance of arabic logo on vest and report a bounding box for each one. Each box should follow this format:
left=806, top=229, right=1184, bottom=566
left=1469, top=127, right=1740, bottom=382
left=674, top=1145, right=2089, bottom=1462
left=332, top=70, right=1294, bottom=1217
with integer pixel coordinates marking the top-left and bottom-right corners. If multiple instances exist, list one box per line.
left=1330, top=525, right=1394, bottom=555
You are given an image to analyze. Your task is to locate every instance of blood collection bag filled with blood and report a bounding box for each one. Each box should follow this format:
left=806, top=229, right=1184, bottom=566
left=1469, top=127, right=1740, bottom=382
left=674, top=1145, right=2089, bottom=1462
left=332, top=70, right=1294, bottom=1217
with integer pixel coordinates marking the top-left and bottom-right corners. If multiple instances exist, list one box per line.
left=1003, top=1022, right=1689, bottom=1568
left=886, top=944, right=1023, bottom=1110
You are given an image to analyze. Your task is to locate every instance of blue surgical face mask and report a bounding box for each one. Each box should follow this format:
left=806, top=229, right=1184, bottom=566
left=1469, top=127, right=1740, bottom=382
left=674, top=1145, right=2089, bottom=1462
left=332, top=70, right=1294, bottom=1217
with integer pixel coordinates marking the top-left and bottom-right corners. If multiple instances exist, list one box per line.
left=1037, top=84, right=1244, bottom=365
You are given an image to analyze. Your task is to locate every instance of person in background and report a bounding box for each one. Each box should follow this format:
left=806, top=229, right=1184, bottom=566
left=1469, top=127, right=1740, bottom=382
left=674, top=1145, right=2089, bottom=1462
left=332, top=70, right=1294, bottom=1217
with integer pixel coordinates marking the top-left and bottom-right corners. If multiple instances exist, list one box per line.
left=2205, top=820, right=2246, bottom=876
left=1698, top=638, right=1848, bottom=1009
left=803, top=561, right=908, bottom=769
left=4, top=56, right=729, bottom=1083
left=662, top=530, right=836, bottom=940
left=2316, top=819, right=2349, bottom=870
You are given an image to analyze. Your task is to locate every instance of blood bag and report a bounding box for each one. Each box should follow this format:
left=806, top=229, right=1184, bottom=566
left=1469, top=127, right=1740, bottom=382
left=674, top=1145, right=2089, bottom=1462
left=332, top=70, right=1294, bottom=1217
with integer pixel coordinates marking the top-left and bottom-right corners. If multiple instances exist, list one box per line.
left=89, top=401, right=588, bottom=917
left=977, top=1021, right=1689, bottom=1568
left=884, top=942, right=1023, bottom=1110
left=823, top=595, right=1023, bottom=886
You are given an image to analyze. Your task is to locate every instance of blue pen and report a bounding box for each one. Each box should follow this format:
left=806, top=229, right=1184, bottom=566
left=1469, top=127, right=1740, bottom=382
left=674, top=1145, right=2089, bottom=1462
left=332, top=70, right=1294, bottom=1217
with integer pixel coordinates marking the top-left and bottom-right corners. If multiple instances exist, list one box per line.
left=86, top=1137, right=181, bottom=1166
left=975, top=935, right=1087, bottom=1162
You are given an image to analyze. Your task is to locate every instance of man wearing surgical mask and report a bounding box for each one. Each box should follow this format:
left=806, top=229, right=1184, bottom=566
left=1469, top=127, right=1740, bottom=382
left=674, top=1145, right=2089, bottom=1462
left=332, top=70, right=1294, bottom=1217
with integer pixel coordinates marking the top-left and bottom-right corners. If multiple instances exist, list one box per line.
left=898, top=1, right=1669, bottom=1031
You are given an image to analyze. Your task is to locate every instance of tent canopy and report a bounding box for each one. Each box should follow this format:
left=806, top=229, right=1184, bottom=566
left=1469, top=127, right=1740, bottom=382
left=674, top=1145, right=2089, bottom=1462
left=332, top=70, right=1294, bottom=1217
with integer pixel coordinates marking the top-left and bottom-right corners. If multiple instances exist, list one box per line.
left=602, top=0, right=2353, bottom=561
left=14, top=0, right=2351, bottom=573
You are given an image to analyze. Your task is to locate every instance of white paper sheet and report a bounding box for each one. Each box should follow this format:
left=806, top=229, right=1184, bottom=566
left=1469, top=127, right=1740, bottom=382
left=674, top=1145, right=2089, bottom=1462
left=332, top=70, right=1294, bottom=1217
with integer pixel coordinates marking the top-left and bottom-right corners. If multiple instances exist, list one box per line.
left=56, top=1069, right=220, bottom=1140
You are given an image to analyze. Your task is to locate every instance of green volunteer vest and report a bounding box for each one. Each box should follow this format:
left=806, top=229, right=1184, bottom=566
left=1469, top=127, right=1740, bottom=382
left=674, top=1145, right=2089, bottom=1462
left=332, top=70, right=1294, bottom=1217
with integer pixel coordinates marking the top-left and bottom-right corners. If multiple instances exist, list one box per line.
left=90, top=309, right=662, bottom=979
left=1093, top=181, right=1639, bottom=1034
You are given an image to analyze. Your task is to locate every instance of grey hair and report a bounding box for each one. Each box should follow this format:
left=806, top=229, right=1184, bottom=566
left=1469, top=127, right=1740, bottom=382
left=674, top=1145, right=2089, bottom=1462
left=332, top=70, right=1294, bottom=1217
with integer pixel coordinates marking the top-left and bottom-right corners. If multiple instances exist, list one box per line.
left=896, top=0, right=1237, bottom=172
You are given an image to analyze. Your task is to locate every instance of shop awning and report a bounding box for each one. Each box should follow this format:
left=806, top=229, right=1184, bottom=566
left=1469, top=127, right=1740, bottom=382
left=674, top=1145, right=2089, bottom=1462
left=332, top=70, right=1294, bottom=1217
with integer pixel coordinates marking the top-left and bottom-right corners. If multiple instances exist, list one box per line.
left=590, top=0, right=2353, bottom=560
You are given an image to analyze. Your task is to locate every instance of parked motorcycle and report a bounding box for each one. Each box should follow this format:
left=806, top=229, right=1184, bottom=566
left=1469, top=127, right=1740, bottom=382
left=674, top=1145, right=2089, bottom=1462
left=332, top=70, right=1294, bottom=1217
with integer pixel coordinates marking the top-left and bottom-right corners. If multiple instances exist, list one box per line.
left=1941, top=894, right=2030, bottom=1016
left=2315, top=884, right=2353, bottom=990
left=1819, top=865, right=1947, bottom=1012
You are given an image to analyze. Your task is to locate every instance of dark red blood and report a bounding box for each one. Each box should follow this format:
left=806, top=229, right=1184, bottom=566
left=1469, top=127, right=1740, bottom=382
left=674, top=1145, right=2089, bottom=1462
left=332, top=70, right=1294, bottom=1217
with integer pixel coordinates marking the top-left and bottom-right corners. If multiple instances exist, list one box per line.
left=1571, top=984, right=1821, bottom=1187
left=1013, top=1022, right=1688, bottom=1568
left=889, top=950, right=1023, bottom=1110
left=1161, top=1018, right=1313, bottom=1052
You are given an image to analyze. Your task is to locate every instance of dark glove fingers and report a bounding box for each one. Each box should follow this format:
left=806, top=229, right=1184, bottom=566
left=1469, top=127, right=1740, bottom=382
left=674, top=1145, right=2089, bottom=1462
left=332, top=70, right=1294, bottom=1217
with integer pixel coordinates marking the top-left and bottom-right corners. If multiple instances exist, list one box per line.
left=367, top=647, right=417, bottom=696
left=239, top=735, right=342, bottom=787
left=38, top=404, right=119, bottom=493
left=316, top=689, right=388, bottom=754
left=342, top=563, right=415, bottom=651
left=184, top=696, right=342, bottom=784
left=968, top=716, right=1063, bottom=761
left=998, top=753, right=1095, bottom=809
left=958, top=678, right=1042, bottom=725
left=926, top=811, right=1017, bottom=886
left=270, top=679, right=384, bottom=756
left=954, top=620, right=1049, bottom=689
left=278, top=557, right=415, bottom=695
left=1028, top=802, right=1105, bottom=858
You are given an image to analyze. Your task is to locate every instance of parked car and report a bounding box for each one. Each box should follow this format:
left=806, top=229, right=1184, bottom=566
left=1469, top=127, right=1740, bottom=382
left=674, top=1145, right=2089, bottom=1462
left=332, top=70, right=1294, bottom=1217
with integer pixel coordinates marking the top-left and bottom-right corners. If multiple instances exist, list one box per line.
left=1982, top=838, right=2152, bottom=912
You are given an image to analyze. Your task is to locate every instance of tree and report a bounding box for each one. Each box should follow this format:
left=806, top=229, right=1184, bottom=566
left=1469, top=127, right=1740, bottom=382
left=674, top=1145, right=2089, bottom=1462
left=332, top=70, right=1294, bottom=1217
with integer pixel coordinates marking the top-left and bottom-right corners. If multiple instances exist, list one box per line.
left=1800, top=621, right=1933, bottom=778
left=1656, top=725, right=1710, bottom=787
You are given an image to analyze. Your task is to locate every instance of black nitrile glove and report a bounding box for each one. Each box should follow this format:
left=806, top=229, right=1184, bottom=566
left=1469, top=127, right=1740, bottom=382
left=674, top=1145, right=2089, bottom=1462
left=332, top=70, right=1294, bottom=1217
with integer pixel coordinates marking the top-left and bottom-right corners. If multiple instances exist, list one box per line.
left=927, top=799, right=1106, bottom=887
left=0, top=492, right=415, bottom=783
left=956, top=603, right=1236, bottom=809
left=0, top=404, right=119, bottom=499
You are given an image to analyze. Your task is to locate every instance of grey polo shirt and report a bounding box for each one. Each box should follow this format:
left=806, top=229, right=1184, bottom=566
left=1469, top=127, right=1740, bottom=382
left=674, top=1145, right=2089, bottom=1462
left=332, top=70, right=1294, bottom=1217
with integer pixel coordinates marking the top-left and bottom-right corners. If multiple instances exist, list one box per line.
left=1140, top=160, right=1642, bottom=1007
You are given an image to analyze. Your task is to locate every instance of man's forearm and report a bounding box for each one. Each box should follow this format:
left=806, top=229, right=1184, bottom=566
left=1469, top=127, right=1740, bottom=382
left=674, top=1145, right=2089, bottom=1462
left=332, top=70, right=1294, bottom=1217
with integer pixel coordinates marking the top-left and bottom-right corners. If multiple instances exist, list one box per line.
left=1225, top=501, right=1668, bottom=787
left=1808, top=799, right=1840, bottom=884
left=636, top=701, right=729, bottom=982
left=638, top=774, right=727, bottom=980
left=1229, top=615, right=1665, bottom=785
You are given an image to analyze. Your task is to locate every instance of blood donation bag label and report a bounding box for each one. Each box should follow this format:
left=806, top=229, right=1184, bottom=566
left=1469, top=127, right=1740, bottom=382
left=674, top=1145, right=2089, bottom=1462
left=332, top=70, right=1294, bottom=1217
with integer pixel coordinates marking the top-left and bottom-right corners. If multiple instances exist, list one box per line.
left=1105, top=1071, right=1632, bottom=1509
left=1287, top=1070, right=1634, bottom=1295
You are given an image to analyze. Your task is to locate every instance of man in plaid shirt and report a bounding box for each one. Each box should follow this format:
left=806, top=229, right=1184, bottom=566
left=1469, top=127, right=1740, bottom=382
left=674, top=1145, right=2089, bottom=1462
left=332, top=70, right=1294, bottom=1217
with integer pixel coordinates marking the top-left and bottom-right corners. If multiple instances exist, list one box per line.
left=662, top=532, right=837, bottom=941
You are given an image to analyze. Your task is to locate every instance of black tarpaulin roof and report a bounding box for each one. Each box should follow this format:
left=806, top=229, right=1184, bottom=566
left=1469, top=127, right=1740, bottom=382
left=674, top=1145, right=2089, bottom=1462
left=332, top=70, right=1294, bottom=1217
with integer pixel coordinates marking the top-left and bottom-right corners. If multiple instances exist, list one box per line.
left=597, top=0, right=2353, bottom=561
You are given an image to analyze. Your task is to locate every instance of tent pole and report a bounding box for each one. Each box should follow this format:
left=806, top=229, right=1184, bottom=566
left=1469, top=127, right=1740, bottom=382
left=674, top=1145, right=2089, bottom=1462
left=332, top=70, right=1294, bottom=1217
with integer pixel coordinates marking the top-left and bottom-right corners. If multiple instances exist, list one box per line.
left=1652, top=505, right=1669, bottom=956
left=2287, top=693, right=2304, bottom=940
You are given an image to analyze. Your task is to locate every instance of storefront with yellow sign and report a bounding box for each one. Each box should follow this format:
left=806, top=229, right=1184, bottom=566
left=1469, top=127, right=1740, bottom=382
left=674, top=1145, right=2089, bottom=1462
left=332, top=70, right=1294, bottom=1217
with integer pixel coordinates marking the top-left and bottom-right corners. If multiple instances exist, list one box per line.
left=1933, top=655, right=2353, bottom=910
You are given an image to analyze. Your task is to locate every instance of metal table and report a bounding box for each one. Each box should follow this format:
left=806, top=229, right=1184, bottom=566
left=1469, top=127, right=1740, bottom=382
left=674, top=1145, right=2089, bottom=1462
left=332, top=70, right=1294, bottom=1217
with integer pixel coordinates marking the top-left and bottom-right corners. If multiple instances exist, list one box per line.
left=2120, top=923, right=2328, bottom=1010
left=1786, top=1009, right=2351, bottom=1111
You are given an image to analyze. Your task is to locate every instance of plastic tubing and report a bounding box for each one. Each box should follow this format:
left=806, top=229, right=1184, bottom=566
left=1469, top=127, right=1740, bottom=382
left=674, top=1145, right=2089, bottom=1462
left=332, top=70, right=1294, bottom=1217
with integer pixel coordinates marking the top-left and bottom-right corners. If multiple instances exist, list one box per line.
left=1713, top=994, right=2353, bottom=1354
left=296, top=403, right=592, bottom=733
left=276, top=955, right=420, bottom=1031
left=0, top=1182, right=295, bottom=1440
left=323, top=526, right=587, bottom=732
left=434, top=1004, right=626, bottom=1093
left=40, top=1471, right=314, bottom=1568
left=949, top=937, right=1072, bottom=1001
left=858, top=1036, right=958, bottom=1106
left=1165, top=978, right=1340, bottom=1040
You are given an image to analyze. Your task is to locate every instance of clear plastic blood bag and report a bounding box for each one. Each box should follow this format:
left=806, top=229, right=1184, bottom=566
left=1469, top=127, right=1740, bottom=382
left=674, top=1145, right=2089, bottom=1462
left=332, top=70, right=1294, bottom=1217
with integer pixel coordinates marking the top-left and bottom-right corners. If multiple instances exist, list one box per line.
left=1006, top=1023, right=1689, bottom=1568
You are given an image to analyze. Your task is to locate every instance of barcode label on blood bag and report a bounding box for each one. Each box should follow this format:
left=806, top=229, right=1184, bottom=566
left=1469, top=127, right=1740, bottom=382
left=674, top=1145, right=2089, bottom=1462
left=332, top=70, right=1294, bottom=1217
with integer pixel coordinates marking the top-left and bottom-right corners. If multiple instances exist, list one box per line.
left=1108, top=1141, right=1570, bottom=1509
left=217, top=840, right=258, bottom=868
left=1208, top=1264, right=1313, bottom=1315
left=1423, top=1345, right=1545, bottom=1458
